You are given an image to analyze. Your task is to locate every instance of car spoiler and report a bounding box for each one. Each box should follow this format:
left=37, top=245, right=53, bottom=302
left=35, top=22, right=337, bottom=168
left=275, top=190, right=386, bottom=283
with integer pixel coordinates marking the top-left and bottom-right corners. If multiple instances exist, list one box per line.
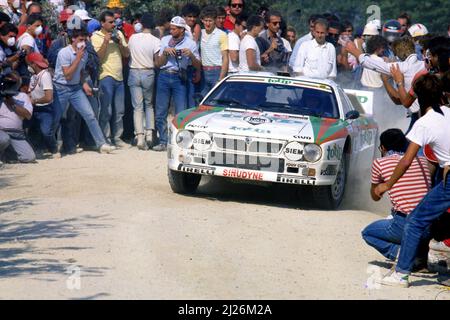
left=343, top=89, right=374, bottom=115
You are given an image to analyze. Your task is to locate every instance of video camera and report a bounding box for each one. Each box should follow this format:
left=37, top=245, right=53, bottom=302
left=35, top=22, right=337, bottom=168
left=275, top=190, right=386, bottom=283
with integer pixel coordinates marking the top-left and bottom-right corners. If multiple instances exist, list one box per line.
left=0, top=63, right=22, bottom=104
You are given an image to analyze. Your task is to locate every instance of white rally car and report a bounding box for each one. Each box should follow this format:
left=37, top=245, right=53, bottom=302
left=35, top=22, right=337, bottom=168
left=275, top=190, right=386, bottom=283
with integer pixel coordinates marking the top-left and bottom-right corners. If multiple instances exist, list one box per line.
left=167, top=74, right=378, bottom=209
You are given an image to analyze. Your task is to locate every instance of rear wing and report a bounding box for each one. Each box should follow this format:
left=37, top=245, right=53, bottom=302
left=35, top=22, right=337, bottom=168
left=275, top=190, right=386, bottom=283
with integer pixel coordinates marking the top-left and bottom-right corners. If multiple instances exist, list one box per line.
left=343, top=89, right=374, bottom=115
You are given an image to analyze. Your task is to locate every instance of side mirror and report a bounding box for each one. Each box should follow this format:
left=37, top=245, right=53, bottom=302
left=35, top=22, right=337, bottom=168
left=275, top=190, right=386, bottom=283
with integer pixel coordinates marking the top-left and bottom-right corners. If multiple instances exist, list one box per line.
left=345, top=110, right=360, bottom=120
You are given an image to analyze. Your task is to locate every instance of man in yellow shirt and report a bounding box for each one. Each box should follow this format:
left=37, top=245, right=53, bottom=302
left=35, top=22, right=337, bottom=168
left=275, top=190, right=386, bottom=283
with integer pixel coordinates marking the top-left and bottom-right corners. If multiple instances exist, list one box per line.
left=91, top=10, right=130, bottom=148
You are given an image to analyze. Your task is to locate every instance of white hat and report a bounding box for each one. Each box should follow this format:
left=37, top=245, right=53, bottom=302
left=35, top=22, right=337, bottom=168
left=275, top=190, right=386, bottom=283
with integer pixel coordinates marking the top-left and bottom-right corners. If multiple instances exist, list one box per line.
left=74, top=9, right=92, bottom=21
left=363, top=23, right=379, bottom=36
left=367, top=19, right=381, bottom=30
left=408, top=23, right=428, bottom=37
left=0, top=0, right=7, bottom=7
left=170, top=16, right=192, bottom=38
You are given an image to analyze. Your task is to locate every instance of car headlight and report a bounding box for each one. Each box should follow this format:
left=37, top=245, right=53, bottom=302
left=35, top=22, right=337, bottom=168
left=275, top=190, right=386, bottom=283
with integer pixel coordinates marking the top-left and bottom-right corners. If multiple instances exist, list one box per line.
left=283, top=141, right=304, bottom=161
left=303, top=144, right=322, bottom=162
left=176, top=130, right=194, bottom=149
left=192, top=132, right=213, bottom=151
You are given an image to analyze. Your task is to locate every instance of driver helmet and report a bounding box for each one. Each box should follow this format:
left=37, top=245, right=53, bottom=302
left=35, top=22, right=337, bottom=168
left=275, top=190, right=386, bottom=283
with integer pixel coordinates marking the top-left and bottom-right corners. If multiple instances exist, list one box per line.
left=382, top=19, right=403, bottom=43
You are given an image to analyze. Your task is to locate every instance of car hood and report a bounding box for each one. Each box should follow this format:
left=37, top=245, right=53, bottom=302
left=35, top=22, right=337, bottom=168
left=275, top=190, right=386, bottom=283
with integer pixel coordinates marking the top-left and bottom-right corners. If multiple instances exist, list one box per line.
left=172, top=106, right=350, bottom=144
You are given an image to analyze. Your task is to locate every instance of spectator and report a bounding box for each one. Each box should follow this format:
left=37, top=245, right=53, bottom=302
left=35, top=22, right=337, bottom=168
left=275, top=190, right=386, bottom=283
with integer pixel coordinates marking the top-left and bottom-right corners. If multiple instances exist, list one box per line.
left=256, top=5, right=269, bottom=19
left=0, top=23, right=19, bottom=67
left=407, top=23, right=429, bottom=60
left=3, top=0, right=21, bottom=25
left=18, top=1, right=41, bottom=26
left=238, top=15, right=265, bottom=72
left=397, top=12, right=411, bottom=34
left=181, top=3, right=200, bottom=42
left=128, top=13, right=161, bottom=150
left=153, top=8, right=173, bottom=40
left=26, top=52, right=60, bottom=157
left=153, top=16, right=201, bottom=152
left=285, top=26, right=296, bottom=49
left=257, top=10, right=290, bottom=72
left=289, top=14, right=322, bottom=71
left=290, top=19, right=337, bottom=79
left=0, top=78, right=36, bottom=163
left=359, top=35, right=388, bottom=89
left=326, top=20, right=340, bottom=48
left=228, top=14, right=246, bottom=75
left=53, top=28, right=115, bottom=154
left=199, top=5, right=229, bottom=97
left=376, top=74, right=450, bottom=288
left=17, top=13, right=42, bottom=54
left=91, top=10, right=130, bottom=148
left=224, top=0, right=244, bottom=32
left=131, top=14, right=143, bottom=34
left=0, top=11, right=11, bottom=29
left=362, top=128, right=431, bottom=265
left=216, top=6, right=227, bottom=32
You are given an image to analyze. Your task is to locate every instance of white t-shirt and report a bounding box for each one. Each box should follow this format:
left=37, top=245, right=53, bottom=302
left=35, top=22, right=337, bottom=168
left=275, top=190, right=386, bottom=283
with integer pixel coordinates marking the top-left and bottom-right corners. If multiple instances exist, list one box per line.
left=239, top=34, right=260, bottom=72
left=228, top=31, right=240, bottom=73
left=0, top=92, right=33, bottom=130
left=361, top=54, right=383, bottom=88
left=29, top=69, right=53, bottom=106
left=406, top=106, right=450, bottom=167
left=17, top=32, right=40, bottom=53
left=128, top=32, right=161, bottom=69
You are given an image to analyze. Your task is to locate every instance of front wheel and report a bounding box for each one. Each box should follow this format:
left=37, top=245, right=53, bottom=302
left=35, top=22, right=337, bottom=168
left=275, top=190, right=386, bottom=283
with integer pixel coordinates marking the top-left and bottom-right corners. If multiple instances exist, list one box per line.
left=312, top=156, right=347, bottom=210
left=168, top=168, right=201, bottom=194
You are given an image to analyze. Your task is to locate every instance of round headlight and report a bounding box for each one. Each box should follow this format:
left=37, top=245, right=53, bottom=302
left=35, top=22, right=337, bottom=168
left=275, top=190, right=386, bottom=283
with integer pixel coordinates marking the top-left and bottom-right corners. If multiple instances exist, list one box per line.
left=303, top=144, right=322, bottom=162
left=284, top=141, right=304, bottom=161
left=192, top=132, right=213, bottom=151
left=176, top=130, right=194, bottom=149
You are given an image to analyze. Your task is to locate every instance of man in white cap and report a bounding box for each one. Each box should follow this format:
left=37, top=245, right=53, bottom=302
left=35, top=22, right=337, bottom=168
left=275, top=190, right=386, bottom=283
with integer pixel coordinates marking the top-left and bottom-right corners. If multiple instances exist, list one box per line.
left=153, top=16, right=200, bottom=152
left=73, top=9, right=91, bottom=22
left=408, top=23, right=428, bottom=61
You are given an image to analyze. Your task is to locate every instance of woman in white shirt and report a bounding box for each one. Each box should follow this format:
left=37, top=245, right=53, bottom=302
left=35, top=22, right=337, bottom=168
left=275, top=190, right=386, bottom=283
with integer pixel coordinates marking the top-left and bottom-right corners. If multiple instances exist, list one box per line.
left=239, top=15, right=265, bottom=72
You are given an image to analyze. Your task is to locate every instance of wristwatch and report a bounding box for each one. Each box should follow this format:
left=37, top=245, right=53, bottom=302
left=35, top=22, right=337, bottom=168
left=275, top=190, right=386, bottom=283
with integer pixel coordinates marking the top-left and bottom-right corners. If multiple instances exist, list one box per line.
left=396, top=81, right=404, bottom=87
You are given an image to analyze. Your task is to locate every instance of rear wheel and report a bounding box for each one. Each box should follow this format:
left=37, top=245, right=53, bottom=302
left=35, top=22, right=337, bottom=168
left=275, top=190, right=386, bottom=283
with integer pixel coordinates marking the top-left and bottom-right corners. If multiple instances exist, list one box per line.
left=312, top=156, right=347, bottom=210
left=168, top=168, right=201, bottom=194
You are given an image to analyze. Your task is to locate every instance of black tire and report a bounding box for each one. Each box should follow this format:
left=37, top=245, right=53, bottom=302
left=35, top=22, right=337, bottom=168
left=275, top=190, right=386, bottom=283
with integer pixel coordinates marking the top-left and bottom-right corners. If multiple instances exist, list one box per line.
left=168, top=168, right=201, bottom=194
left=312, top=155, right=348, bottom=210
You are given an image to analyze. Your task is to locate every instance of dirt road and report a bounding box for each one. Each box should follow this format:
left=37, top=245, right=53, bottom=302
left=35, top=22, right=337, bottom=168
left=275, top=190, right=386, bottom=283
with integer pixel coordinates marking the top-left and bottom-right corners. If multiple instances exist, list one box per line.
left=0, top=148, right=448, bottom=299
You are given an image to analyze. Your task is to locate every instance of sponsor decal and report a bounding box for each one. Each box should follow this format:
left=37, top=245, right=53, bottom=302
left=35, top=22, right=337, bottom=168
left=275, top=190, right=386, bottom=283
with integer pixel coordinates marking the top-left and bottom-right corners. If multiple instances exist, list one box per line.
left=276, top=175, right=316, bottom=185
left=178, top=164, right=215, bottom=175
left=223, top=169, right=264, bottom=180
left=293, top=135, right=312, bottom=141
left=283, top=141, right=304, bottom=161
left=186, top=124, right=208, bottom=129
left=321, top=165, right=337, bottom=176
left=326, top=144, right=343, bottom=160
left=286, top=162, right=308, bottom=169
left=268, top=78, right=293, bottom=85
left=359, top=129, right=374, bottom=146
left=243, top=116, right=273, bottom=125
left=229, top=126, right=271, bottom=134
left=192, top=132, right=212, bottom=151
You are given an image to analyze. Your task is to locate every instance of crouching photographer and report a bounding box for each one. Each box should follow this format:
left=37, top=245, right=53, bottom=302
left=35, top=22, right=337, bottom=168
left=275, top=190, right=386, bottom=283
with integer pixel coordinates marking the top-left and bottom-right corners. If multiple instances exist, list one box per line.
left=0, top=69, right=36, bottom=164
left=26, top=52, right=60, bottom=158
left=153, top=16, right=201, bottom=152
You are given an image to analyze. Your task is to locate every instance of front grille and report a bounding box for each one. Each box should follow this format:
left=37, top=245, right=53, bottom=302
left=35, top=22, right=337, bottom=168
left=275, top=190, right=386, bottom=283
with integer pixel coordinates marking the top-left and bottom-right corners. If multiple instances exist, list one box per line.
left=208, top=152, right=285, bottom=173
left=247, top=141, right=283, bottom=154
left=213, top=135, right=285, bottom=155
left=214, top=137, right=246, bottom=152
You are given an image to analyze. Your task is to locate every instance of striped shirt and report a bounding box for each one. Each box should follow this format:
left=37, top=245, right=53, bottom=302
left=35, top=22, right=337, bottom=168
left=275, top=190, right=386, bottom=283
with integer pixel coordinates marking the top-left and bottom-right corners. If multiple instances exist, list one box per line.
left=371, top=154, right=431, bottom=214
left=200, top=28, right=228, bottom=67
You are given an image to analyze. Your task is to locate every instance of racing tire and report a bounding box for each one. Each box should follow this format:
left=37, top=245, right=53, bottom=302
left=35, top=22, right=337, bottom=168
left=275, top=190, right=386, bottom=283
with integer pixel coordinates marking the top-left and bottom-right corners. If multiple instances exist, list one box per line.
left=168, top=168, right=201, bottom=194
left=312, top=155, right=348, bottom=210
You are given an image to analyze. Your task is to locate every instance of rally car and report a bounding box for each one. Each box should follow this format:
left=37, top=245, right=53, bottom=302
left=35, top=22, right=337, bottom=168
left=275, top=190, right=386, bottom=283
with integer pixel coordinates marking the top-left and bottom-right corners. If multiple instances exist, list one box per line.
left=167, top=74, right=378, bottom=209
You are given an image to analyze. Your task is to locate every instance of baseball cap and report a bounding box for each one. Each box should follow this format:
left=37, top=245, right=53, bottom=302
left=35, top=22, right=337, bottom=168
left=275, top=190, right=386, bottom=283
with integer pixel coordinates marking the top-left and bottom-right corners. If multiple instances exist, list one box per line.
left=170, top=16, right=191, bottom=33
left=408, top=23, right=428, bottom=38
left=26, top=52, right=49, bottom=69
left=363, top=23, right=379, bottom=36
left=87, top=19, right=101, bottom=35
left=74, top=9, right=92, bottom=21
left=59, top=9, right=72, bottom=23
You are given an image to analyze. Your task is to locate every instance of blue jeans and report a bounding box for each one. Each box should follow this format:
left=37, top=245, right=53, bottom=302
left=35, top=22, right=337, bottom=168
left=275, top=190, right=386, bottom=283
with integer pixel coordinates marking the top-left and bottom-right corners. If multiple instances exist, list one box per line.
left=32, top=103, right=59, bottom=153
left=362, top=213, right=406, bottom=261
left=128, top=69, right=155, bottom=136
left=54, top=83, right=106, bottom=149
left=186, top=66, right=196, bottom=109
left=396, top=177, right=450, bottom=274
left=99, top=76, right=125, bottom=143
left=155, top=72, right=187, bottom=145
left=201, top=68, right=221, bottom=98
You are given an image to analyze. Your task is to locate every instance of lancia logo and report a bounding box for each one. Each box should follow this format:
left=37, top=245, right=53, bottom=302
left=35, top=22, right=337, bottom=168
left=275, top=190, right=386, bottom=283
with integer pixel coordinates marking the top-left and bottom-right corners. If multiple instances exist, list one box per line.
left=243, top=116, right=272, bottom=125
left=245, top=137, right=252, bottom=145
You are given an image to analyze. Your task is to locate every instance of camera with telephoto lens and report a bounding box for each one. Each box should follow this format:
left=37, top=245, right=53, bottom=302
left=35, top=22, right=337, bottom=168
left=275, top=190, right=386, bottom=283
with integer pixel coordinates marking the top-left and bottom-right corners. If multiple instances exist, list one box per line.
left=175, top=49, right=183, bottom=60
left=0, top=63, right=21, bottom=105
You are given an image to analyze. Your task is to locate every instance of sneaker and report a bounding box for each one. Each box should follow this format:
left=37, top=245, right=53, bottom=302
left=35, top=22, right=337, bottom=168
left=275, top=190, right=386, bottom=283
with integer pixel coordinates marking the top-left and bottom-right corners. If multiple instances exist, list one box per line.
left=430, top=240, right=450, bottom=253
left=51, top=152, right=62, bottom=159
left=152, top=144, right=167, bottom=152
left=145, top=129, right=155, bottom=148
left=378, top=271, right=410, bottom=288
left=136, top=134, right=147, bottom=150
left=99, top=144, right=116, bottom=154
left=114, top=139, right=130, bottom=149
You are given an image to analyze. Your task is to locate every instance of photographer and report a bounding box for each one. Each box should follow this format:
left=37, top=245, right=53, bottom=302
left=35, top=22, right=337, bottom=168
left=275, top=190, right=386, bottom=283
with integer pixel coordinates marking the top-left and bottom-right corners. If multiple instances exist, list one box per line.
left=0, top=72, right=36, bottom=163
left=26, top=52, right=59, bottom=158
left=91, top=10, right=129, bottom=148
left=153, top=16, right=200, bottom=152
left=0, top=23, right=20, bottom=68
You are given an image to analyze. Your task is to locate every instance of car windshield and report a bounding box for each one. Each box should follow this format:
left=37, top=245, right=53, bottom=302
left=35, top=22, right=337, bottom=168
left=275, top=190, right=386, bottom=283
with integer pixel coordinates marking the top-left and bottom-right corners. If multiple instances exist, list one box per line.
left=203, top=79, right=340, bottom=119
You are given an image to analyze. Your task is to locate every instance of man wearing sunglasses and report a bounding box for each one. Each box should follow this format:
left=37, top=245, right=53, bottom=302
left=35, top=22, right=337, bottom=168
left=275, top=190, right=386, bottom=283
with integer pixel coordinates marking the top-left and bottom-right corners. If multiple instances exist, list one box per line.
left=224, top=0, right=244, bottom=32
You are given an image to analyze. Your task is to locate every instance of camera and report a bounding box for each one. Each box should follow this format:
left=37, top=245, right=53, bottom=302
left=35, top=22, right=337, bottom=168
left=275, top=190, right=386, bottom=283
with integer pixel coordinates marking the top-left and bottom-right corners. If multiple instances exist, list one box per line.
left=18, top=49, right=27, bottom=59
left=0, top=64, right=21, bottom=104
left=111, top=29, right=119, bottom=43
left=175, top=49, right=183, bottom=60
